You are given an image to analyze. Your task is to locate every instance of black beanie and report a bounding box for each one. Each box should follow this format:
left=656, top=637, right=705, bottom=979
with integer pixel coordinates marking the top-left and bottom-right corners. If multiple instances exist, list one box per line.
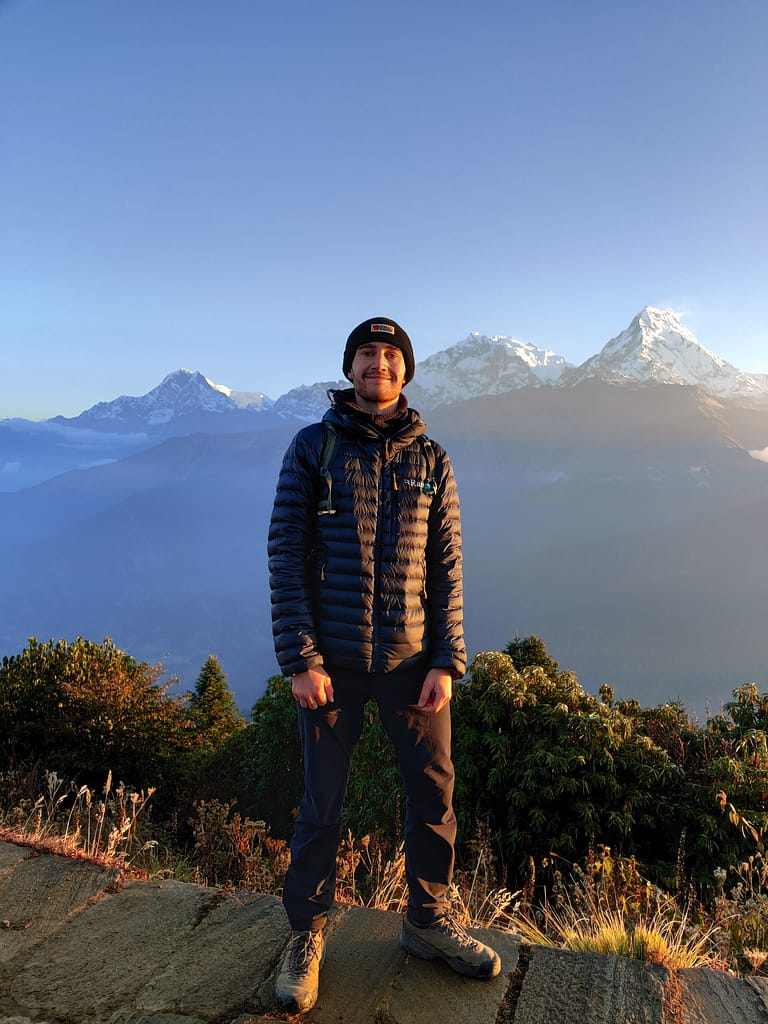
left=343, top=317, right=415, bottom=384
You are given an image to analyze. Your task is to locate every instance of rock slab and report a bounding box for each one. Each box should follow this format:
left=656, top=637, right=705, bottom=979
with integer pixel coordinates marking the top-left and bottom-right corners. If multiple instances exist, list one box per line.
left=1, top=841, right=766, bottom=1024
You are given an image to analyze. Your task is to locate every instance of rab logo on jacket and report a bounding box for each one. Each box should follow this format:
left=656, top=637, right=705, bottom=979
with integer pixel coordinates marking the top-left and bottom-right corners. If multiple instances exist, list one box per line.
left=402, top=478, right=435, bottom=494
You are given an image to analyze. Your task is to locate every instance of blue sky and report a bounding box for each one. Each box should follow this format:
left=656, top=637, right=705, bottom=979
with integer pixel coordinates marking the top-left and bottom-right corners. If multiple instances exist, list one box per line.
left=1, top=0, right=766, bottom=419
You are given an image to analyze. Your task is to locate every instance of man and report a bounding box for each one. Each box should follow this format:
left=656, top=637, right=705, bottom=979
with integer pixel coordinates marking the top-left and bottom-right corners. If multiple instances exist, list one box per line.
left=268, top=316, right=501, bottom=1014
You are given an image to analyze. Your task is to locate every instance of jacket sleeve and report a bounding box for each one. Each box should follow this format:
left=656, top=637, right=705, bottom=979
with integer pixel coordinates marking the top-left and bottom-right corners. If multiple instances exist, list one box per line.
left=425, top=445, right=467, bottom=678
left=267, top=426, right=325, bottom=677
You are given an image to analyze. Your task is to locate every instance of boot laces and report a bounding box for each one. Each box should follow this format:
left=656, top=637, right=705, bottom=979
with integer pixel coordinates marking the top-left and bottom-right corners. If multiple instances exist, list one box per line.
left=286, top=931, right=322, bottom=977
left=436, top=912, right=481, bottom=950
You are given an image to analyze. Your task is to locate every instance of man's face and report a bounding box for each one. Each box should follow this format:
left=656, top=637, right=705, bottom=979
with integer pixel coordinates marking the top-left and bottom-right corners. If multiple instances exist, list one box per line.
left=348, top=341, right=407, bottom=410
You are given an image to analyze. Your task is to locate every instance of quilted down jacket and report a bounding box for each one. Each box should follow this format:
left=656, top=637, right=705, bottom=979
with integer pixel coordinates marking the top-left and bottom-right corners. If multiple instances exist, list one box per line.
left=268, top=390, right=466, bottom=679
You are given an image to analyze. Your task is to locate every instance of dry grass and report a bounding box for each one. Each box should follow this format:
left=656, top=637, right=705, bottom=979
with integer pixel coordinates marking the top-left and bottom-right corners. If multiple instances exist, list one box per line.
left=334, top=826, right=519, bottom=931
left=0, top=769, right=156, bottom=871
left=512, top=874, right=724, bottom=970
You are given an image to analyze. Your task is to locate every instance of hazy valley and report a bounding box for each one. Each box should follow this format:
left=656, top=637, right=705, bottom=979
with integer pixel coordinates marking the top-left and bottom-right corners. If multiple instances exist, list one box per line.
left=2, top=307, right=767, bottom=713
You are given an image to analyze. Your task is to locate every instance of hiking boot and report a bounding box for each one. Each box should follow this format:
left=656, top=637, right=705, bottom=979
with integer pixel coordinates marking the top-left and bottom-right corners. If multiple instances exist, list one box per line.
left=275, top=929, right=326, bottom=1014
left=400, top=913, right=501, bottom=978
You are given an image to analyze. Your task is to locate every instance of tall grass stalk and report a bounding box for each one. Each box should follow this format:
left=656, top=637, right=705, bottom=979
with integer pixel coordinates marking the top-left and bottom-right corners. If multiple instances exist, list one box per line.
left=0, top=769, right=156, bottom=866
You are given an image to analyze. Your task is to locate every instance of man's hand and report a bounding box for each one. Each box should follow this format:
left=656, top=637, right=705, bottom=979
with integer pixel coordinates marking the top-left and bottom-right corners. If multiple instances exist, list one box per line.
left=417, top=668, right=453, bottom=714
left=292, top=666, right=334, bottom=710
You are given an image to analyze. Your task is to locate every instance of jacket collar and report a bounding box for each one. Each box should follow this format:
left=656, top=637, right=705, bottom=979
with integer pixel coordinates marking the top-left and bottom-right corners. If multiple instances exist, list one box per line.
left=324, top=388, right=426, bottom=447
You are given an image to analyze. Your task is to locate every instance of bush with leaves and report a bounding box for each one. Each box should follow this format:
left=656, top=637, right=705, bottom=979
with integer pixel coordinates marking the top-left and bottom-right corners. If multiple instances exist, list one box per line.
left=0, top=637, right=196, bottom=799
left=505, top=634, right=563, bottom=680
left=230, top=675, right=305, bottom=838
left=187, top=798, right=289, bottom=891
left=629, top=683, right=768, bottom=892
left=701, top=685, right=768, bottom=863
left=452, top=647, right=682, bottom=887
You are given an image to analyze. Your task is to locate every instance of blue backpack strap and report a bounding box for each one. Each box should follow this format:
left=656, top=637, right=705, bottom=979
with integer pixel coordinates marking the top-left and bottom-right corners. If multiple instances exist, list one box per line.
left=317, top=422, right=340, bottom=516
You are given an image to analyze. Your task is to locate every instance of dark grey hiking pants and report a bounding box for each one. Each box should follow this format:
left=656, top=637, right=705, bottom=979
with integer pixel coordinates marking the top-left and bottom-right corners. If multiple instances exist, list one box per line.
left=281, top=664, right=456, bottom=932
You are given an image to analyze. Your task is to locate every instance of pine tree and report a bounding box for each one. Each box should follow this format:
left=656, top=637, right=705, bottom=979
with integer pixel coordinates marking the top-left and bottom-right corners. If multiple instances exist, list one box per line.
left=505, top=634, right=561, bottom=681
left=188, top=655, right=244, bottom=750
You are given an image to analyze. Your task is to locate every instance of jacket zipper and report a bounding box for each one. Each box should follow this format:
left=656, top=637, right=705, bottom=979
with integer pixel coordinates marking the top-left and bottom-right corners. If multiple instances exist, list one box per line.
left=371, top=440, right=390, bottom=670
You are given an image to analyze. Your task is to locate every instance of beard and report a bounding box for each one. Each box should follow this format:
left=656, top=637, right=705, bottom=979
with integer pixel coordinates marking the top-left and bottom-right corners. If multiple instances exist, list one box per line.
left=352, top=374, right=403, bottom=407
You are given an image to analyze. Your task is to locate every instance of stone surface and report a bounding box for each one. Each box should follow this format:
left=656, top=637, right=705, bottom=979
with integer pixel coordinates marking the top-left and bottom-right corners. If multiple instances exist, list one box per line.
left=0, top=847, right=119, bottom=964
left=7, top=878, right=214, bottom=1020
left=748, top=978, right=768, bottom=1013
left=388, top=922, right=521, bottom=1024
left=134, top=892, right=287, bottom=1019
left=302, top=905, right=407, bottom=1023
left=293, top=906, right=520, bottom=1023
left=0, top=844, right=29, bottom=872
left=512, top=945, right=668, bottom=1024
left=108, top=1014, right=211, bottom=1024
left=3, top=842, right=768, bottom=1024
left=680, top=967, right=768, bottom=1023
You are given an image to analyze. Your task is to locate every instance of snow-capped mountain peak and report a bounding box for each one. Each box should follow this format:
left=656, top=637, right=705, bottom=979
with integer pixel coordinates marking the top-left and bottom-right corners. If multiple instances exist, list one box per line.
left=562, top=307, right=768, bottom=397
left=89, top=369, right=239, bottom=424
left=53, top=368, right=273, bottom=434
left=405, top=331, right=573, bottom=410
left=610, top=307, right=722, bottom=368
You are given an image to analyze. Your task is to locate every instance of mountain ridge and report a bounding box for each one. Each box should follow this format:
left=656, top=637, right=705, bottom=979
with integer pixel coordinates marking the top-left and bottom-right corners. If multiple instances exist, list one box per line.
left=4, top=306, right=767, bottom=493
left=50, top=369, right=273, bottom=434
left=5, top=307, right=768, bottom=439
left=54, top=308, right=768, bottom=423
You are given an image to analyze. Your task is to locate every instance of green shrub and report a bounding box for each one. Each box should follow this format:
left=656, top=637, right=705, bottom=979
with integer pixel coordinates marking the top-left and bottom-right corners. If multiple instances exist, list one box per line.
left=637, top=683, right=768, bottom=891
left=0, top=637, right=196, bottom=799
left=452, top=648, right=681, bottom=886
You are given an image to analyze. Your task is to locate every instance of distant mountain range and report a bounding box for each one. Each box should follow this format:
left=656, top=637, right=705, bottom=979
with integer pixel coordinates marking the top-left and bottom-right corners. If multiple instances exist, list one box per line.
left=1, top=306, right=767, bottom=713
left=3, top=307, right=767, bottom=492
left=66, top=307, right=768, bottom=425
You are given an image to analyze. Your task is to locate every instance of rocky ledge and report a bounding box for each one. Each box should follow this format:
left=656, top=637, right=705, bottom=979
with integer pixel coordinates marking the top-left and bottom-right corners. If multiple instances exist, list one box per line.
left=1, top=841, right=767, bottom=1023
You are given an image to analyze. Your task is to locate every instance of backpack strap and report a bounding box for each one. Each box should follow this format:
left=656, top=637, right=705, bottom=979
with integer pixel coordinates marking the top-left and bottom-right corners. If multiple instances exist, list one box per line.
left=419, top=435, right=436, bottom=494
left=317, top=422, right=340, bottom=516
left=317, top=425, right=434, bottom=513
